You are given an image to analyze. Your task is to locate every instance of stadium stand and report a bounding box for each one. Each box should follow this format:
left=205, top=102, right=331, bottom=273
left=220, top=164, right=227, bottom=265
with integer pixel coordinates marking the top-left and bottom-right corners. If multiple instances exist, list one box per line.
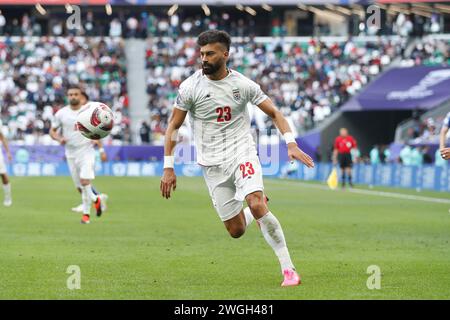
left=145, top=36, right=403, bottom=144
left=0, top=36, right=130, bottom=145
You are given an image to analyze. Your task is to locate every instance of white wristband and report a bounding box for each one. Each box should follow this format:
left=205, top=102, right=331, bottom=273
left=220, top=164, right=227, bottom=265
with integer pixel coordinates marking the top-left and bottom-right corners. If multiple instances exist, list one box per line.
left=284, top=132, right=296, bottom=145
left=164, top=156, right=175, bottom=168
left=99, top=148, right=105, bottom=153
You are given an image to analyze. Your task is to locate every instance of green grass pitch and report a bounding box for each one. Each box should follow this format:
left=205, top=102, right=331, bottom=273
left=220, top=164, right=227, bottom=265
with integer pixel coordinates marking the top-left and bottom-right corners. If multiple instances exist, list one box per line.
left=1, top=176, right=449, bottom=299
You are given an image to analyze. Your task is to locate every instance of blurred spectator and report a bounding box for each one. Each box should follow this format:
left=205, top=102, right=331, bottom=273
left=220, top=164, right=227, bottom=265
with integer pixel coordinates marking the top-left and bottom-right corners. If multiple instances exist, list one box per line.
left=139, top=121, right=151, bottom=144
left=400, top=144, right=413, bottom=165
left=421, top=118, right=437, bottom=141
left=370, top=145, right=380, bottom=164
left=84, top=11, right=96, bottom=36
left=109, top=18, right=122, bottom=37
left=410, top=147, right=423, bottom=166
left=126, top=16, right=139, bottom=38
left=421, top=146, right=433, bottom=164
left=379, top=145, right=390, bottom=164
left=435, top=148, right=447, bottom=167
left=0, top=11, right=5, bottom=35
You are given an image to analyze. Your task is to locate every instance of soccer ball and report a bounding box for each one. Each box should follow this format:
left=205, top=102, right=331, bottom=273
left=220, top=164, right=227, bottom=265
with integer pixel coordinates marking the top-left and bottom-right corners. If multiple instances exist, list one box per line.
left=76, top=102, right=114, bottom=140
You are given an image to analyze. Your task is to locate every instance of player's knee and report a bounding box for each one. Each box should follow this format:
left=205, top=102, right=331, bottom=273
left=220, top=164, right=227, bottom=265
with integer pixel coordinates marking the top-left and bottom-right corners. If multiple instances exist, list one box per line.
left=1, top=174, right=8, bottom=184
left=228, top=227, right=245, bottom=239
left=246, top=194, right=266, bottom=216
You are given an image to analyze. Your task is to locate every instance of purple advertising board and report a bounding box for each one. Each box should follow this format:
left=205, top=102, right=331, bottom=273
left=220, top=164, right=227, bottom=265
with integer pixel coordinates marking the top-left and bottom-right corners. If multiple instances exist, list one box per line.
left=341, top=66, right=450, bottom=111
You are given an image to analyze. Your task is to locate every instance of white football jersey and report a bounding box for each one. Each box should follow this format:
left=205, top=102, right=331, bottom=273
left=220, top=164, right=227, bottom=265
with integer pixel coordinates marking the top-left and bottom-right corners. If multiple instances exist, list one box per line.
left=444, top=112, right=450, bottom=128
left=174, top=69, right=268, bottom=166
left=0, top=119, right=3, bottom=147
left=52, top=106, right=94, bottom=158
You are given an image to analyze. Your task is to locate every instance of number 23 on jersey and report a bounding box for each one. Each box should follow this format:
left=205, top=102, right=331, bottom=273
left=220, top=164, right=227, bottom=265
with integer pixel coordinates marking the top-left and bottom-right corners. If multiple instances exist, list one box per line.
left=216, top=106, right=232, bottom=122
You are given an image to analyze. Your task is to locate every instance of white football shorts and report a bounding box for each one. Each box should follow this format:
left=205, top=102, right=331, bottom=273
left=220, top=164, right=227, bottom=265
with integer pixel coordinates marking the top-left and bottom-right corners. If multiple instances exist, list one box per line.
left=0, top=151, right=6, bottom=174
left=67, top=151, right=96, bottom=188
left=202, top=153, right=264, bottom=222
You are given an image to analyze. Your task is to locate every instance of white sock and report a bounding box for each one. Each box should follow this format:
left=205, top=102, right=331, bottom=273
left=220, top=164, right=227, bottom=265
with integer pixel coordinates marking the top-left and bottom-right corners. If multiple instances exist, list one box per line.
left=3, top=183, right=11, bottom=199
left=243, top=207, right=254, bottom=228
left=257, top=211, right=295, bottom=273
left=81, top=185, right=97, bottom=215
left=82, top=184, right=98, bottom=202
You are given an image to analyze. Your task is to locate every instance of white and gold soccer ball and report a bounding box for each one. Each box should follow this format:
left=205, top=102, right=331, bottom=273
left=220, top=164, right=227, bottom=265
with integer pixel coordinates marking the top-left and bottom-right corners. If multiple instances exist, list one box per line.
left=76, top=102, right=114, bottom=140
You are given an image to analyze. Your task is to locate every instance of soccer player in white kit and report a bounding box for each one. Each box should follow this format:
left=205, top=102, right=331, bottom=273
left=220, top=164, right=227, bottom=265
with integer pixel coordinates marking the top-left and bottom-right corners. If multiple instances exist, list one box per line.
left=160, top=31, right=315, bottom=286
left=69, top=91, right=108, bottom=213
left=440, top=112, right=450, bottom=160
left=50, top=86, right=106, bottom=224
left=0, top=120, right=12, bottom=207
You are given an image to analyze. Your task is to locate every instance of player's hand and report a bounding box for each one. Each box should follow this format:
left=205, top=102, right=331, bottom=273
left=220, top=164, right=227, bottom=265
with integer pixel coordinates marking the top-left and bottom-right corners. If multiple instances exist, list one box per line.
left=440, top=148, right=450, bottom=160
left=288, top=143, right=314, bottom=168
left=160, top=168, right=177, bottom=199
left=7, top=152, right=12, bottom=162
left=59, top=138, right=66, bottom=145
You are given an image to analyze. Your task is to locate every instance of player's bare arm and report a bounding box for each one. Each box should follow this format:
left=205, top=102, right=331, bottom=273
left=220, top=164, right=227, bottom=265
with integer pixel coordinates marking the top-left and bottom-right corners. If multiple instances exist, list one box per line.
left=93, top=140, right=108, bottom=162
left=49, top=127, right=66, bottom=145
left=257, top=98, right=314, bottom=168
left=0, top=132, right=12, bottom=161
left=160, top=107, right=188, bottom=199
left=440, top=125, right=450, bottom=160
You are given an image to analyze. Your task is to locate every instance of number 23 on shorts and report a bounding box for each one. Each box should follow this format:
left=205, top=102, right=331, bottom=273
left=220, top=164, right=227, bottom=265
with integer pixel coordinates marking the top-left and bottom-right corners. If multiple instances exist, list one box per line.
left=239, top=162, right=255, bottom=179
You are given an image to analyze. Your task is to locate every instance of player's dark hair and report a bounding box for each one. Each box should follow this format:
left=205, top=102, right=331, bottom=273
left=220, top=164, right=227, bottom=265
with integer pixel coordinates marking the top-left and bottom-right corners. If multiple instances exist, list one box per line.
left=81, top=91, right=89, bottom=101
left=197, top=30, right=231, bottom=51
left=67, top=85, right=82, bottom=92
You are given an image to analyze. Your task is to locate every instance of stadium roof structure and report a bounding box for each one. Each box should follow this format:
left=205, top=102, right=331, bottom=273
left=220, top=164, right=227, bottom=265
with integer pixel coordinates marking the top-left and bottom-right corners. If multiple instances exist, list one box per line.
left=107, top=0, right=370, bottom=4
left=341, top=66, right=450, bottom=112
left=0, top=0, right=107, bottom=4
left=0, top=0, right=372, bottom=4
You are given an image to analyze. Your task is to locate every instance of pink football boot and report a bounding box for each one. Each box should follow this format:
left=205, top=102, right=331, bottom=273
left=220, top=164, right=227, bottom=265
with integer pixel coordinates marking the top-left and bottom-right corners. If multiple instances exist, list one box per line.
left=281, top=269, right=301, bottom=287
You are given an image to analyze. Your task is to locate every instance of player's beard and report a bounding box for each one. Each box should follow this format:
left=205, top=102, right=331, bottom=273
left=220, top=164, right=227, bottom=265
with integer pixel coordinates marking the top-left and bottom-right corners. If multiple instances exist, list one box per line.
left=202, top=61, right=222, bottom=75
left=69, top=98, right=80, bottom=107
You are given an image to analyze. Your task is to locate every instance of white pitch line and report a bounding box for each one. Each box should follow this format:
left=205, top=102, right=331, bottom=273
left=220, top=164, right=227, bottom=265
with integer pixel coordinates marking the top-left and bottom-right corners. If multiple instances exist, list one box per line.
left=269, top=179, right=450, bottom=205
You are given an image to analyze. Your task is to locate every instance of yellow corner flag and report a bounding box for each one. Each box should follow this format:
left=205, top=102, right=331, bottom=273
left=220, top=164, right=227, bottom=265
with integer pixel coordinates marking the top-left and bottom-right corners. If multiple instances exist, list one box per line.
left=327, top=168, right=338, bottom=190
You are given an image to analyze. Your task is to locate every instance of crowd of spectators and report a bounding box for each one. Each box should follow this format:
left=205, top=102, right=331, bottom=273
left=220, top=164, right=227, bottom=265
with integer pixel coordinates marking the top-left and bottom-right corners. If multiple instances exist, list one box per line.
left=401, top=38, right=450, bottom=66
left=403, top=113, right=448, bottom=145
left=0, top=37, right=130, bottom=145
left=145, top=37, right=402, bottom=144
left=0, top=8, right=448, bottom=149
left=0, top=10, right=271, bottom=38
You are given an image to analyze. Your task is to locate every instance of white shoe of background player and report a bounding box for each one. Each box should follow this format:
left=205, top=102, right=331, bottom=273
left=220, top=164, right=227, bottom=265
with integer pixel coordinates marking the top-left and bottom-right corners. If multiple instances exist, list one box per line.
left=3, top=198, right=12, bottom=207
left=71, top=204, right=83, bottom=213
left=100, top=193, right=108, bottom=212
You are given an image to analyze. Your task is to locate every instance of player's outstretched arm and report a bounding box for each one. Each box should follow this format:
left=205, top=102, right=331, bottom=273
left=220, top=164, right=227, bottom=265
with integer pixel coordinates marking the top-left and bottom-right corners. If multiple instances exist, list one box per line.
left=440, top=125, right=450, bottom=160
left=49, top=127, right=66, bottom=145
left=257, top=98, right=314, bottom=168
left=160, top=107, right=188, bottom=199
left=0, top=132, right=12, bottom=161
left=93, top=140, right=107, bottom=162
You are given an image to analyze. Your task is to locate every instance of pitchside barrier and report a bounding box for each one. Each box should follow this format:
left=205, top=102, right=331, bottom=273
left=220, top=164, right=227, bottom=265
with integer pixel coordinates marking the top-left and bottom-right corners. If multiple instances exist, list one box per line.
left=4, top=161, right=450, bottom=192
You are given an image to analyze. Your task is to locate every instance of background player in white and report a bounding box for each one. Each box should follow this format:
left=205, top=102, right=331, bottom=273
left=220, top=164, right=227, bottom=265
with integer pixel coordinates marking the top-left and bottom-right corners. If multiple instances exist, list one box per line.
left=160, top=30, right=314, bottom=287
left=440, top=112, right=450, bottom=160
left=70, top=90, right=108, bottom=213
left=0, top=120, right=12, bottom=207
left=50, top=86, right=106, bottom=224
